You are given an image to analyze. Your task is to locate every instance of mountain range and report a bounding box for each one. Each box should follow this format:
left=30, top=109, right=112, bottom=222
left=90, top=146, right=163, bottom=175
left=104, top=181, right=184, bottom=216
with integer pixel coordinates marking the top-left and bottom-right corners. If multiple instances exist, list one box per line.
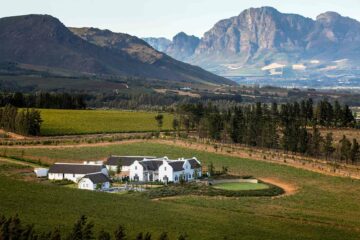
left=0, top=14, right=233, bottom=87
left=143, top=7, right=360, bottom=77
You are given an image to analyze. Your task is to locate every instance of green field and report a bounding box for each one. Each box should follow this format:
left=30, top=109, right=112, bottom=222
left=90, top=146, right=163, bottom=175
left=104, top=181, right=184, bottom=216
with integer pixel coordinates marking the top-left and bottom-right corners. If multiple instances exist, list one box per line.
left=39, top=109, right=173, bottom=135
left=1, top=142, right=360, bottom=239
left=212, top=182, right=269, bottom=191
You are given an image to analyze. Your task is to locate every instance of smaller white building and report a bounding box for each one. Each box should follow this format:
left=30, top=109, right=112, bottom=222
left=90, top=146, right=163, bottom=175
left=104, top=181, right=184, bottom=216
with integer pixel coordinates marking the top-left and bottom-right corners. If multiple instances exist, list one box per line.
left=34, top=168, right=49, bottom=177
left=48, top=163, right=108, bottom=183
left=78, top=173, right=111, bottom=191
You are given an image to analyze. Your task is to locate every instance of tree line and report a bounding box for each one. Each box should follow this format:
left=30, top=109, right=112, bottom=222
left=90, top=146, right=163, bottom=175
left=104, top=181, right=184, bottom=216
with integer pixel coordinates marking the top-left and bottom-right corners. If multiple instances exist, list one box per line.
left=0, top=215, right=193, bottom=240
left=0, top=105, right=42, bottom=136
left=0, top=92, right=86, bottom=109
left=86, top=92, right=242, bottom=111
left=172, top=99, right=360, bottom=165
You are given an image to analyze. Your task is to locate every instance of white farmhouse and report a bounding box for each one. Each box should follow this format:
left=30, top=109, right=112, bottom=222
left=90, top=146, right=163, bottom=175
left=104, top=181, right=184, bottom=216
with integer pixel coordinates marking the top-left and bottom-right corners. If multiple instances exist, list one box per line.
left=104, top=156, right=156, bottom=177
left=129, top=157, right=202, bottom=183
left=129, top=158, right=164, bottom=182
left=78, top=172, right=111, bottom=190
left=48, top=163, right=109, bottom=182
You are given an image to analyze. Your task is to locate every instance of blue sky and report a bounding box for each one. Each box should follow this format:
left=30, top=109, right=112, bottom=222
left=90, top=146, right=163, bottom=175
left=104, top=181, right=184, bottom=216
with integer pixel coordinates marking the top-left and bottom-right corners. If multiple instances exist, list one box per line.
left=0, top=0, right=359, bottom=38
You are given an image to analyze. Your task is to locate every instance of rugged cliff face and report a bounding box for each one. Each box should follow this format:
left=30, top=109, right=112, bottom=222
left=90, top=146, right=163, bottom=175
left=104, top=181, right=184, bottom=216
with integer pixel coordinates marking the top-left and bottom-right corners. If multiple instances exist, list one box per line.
left=196, top=7, right=313, bottom=59
left=144, top=7, right=360, bottom=75
left=166, top=32, right=200, bottom=61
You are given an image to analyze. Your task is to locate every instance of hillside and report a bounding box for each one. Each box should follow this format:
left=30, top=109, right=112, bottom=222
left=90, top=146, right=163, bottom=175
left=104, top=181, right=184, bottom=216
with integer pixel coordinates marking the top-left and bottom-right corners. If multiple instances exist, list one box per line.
left=144, top=7, right=360, bottom=77
left=0, top=14, right=234, bottom=87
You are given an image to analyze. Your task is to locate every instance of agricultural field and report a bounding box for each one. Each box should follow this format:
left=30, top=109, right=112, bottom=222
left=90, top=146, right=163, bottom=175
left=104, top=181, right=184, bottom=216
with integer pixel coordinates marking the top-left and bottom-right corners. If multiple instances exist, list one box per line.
left=39, top=109, right=173, bottom=136
left=1, top=142, right=360, bottom=239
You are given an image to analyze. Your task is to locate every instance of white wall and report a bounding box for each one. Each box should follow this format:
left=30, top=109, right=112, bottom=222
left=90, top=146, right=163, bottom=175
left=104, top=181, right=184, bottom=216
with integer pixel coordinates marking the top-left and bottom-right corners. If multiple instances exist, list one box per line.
left=48, top=173, right=85, bottom=182
left=78, top=178, right=95, bottom=190
left=158, top=161, right=174, bottom=182
left=78, top=179, right=110, bottom=191
left=129, top=161, right=144, bottom=181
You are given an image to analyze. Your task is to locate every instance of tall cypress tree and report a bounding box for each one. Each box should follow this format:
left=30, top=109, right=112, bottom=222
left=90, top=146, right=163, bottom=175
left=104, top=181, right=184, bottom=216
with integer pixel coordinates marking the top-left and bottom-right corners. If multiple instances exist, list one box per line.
left=350, top=139, right=360, bottom=164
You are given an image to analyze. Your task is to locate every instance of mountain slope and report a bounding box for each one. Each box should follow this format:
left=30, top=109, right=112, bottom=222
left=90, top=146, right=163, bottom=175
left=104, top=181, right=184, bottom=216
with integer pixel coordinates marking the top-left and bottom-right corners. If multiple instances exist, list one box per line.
left=0, top=14, right=234, bottom=86
left=144, top=7, right=360, bottom=76
left=165, top=32, right=200, bottom=61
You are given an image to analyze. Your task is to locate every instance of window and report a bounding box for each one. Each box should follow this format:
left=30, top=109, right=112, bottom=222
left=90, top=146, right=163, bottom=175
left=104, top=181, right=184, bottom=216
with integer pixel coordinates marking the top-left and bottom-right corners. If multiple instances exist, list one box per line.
left=175, top=175, right=178, bottom=181
left=164, top=167, right=167, bottom=171
left=135, top=166, right=137, bottom=170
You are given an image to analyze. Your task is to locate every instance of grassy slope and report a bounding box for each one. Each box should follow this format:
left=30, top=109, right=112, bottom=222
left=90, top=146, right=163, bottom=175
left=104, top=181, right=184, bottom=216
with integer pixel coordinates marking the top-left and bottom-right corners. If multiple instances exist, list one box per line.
left=39, top=109, right=173, bottom=135
left=1, top=142, right=360, bottom=239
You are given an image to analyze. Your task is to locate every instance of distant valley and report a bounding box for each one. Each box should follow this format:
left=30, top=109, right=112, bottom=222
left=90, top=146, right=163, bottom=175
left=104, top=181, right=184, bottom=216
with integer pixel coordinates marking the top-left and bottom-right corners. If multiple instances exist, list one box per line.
left=143, top=7, right=360, bottom=88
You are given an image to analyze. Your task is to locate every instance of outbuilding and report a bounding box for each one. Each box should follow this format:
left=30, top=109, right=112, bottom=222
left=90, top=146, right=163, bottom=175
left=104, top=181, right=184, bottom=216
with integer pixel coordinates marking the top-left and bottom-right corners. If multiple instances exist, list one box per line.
left=48, top=163, right=108, bottom=182
left=78, top=173, right=111, bottom=191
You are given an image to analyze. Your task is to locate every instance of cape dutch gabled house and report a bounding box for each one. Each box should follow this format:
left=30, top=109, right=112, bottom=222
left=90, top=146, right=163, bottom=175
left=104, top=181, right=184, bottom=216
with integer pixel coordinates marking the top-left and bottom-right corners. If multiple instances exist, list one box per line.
left=129, top=157, right=202, bottom=183
left=104, top=156, right=156, bottom=177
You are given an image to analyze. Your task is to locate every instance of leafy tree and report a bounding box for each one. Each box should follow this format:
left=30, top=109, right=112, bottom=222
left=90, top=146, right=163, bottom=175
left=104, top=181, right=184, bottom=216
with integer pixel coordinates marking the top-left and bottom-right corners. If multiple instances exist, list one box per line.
left=207, top=162, right=215, bottom=176
left=155, top=114, right=164, bottom=132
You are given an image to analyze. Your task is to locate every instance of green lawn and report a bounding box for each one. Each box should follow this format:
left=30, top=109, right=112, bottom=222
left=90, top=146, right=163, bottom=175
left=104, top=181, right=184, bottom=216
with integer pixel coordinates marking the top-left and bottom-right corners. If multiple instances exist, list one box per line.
left=1, top=142, right=360, bottom=239
left=212, top=182, right=269, bottom=191
left=39, top=109, right=173, bottom=135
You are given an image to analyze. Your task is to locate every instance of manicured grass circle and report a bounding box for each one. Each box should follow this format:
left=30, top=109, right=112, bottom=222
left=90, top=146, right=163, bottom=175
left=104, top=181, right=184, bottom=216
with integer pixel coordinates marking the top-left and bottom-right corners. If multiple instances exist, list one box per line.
left=212, top=182, right=270, bottom=191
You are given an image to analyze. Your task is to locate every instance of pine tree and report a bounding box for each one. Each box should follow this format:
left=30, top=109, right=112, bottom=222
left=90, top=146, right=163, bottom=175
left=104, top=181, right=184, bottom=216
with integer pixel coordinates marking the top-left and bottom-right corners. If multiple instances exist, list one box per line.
left=333, top=101, right=342, bottom=127
left=144, top=232, right=152, bottom=240
left=136, top=232, right=144, bottom=240
left=310, top=126, right=323, bottom=157
left=114, top=225, right=126, bottom=240
left=158, top=232, right=169, bottom=240
left=51, top=228, right=62, bottom=240
left=67, top=215, right=94, bottom=240
left=322, top=133, right=335, bottom=160
left=177, top=234, right=188, bottom=240
left=339, top=136, right=352, bottom=163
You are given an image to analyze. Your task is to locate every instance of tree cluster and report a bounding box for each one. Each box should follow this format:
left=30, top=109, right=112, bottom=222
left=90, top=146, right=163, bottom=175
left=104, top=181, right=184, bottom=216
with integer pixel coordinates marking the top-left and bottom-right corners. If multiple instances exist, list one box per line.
left=0, top=92, right=86, bottom=109
left=0, top=215, right=190, bottom=240
left=0, top=105, right=42, bottom=136
left=173, top=99, right=359, bottom=165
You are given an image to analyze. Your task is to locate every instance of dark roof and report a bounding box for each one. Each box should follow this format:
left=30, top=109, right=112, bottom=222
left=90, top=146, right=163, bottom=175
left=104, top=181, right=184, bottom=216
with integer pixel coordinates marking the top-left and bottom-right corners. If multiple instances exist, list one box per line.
left=188, top=159, right=201, bottom=169
left=48, top=164, right=105, bottom=174
left=105, top=156, right=156, bottom=166
left=168, top=161, right=184, bottom=171
left=139, top=160, right=163, bottom=171
left=82, top=173, right=110, bottom=184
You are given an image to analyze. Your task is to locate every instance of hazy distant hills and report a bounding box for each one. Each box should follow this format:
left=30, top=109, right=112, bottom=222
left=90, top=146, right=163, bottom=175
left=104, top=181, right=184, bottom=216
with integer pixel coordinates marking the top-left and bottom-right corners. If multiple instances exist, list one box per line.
left=0, top=14, right=234, bottom=87
left=144, top=7, right=360, bottom=77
